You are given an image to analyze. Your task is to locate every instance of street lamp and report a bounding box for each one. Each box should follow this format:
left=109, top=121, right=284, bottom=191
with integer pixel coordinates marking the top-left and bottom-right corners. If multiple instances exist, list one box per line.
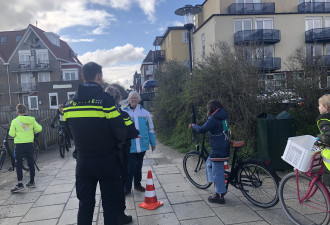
left=175, top=4, right=202, bottom=74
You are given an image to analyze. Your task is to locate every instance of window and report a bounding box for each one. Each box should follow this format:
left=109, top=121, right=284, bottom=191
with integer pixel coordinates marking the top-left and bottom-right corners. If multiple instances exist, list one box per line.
left=201, top=33, right=206, bottom=62
left=1, top=36, right=7, bottom=43
left=326, top=17, right=330, bottom=27
left=182, top=31, right=189, bottom=43
left=234, top=19, right=252, bottom=33
left=67, top=92, right=76, bottom=100
left=16, top=36, right=22, bottom=42
left=327, top=76, right=330, bottom=88
left=38, top=72, right=50, bottom=82
left=306, top=44, right=323, bottom=57
left=255, top=18, right=273, bottom=29
left=256, top=45, right=274, bottom=58
left=18, top=50, right=31, bottom=66
left=23, top=95, right=29, bottom=107
left=326, top=44, right=330, bottom=55
left=21, top=73, right=35, bottom=92
left=237, top=0, right=261, bottom=3
left=36, top=49, right=49, bottom=64
left=305, top=17, right=322, bottom=31
left=28, top=96, right=38, bottom=110
left=183, top=59, right=190, bottom=68
left=49, top=93, right=58, bottom=109
left=62, top=69, right=78, bottom=81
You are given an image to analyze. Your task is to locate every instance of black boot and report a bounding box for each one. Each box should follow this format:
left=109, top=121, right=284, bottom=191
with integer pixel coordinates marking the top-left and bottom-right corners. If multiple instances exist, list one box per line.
left=208, top=193, right=225, bottom=204
left=119, top=214, right=132, bottom=224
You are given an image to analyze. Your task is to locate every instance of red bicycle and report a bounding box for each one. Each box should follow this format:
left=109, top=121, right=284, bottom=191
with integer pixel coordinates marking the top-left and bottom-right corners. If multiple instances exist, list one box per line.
left=279, top=146, right=330, bottom=225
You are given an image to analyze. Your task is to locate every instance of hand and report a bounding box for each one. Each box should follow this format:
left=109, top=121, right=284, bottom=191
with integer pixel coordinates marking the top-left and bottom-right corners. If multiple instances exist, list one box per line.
left=189, top=123, right=195, bottom=128
left=152, top=146, right=156, bottom=152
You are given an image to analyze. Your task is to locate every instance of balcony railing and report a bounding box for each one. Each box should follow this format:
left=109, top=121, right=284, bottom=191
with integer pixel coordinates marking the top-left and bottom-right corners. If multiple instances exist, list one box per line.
left=234, top=29, right=280, bottom=45
left=308, top=55, right=330, bottom=67
left=250, top=57, right=281, bottom=71
left=10, top=83, right=37, bottom=93
left=305, top=28, right=330, bottom=43
left=10, top=60, right=52, bottom=73
left=228, top=3, right=275, bottom=14
left=298, top=2, right=330, bottom=13
left=152, top=50, right=165, bottom=62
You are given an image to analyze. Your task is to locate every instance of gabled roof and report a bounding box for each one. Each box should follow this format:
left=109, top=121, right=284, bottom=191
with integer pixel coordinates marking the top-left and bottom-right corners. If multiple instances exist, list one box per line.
left=0, top=24, right=81, bottom=65
left=153, top=26, right=186, bottom=46
left=142, top=50, right=153, bottom=64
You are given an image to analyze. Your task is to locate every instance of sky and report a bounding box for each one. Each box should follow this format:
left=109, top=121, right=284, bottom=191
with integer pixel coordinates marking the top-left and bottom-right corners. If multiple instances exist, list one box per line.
left=0, top=0, right=203, bottom=89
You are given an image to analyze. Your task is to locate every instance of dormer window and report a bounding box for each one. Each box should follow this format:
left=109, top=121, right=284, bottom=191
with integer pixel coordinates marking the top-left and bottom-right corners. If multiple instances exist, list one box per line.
left=1, top=36, right=7, bottom=43
left=44, top=32, right=60, bottom=46
left=16, top=36, right=22, bottom=42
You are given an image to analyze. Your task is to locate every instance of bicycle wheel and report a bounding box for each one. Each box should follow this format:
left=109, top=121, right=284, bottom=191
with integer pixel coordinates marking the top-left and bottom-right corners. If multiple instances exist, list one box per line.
left=238, top=162, right=279, bottom=208
left=279, top=172, right=330, bottom=225
left=183, top=150, right=212, bottom=189
left=0, top=149, right=6, bottom=170
left=59, top=135, right=65, bottom=158
left=33, top=141, right=39, bottom=161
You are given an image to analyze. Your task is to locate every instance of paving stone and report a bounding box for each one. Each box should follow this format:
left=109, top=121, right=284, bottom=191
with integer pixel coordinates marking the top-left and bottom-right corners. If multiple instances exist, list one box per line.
left=138, top=212, right=180, bottom=225
left=55, top=169, right=75, bottom=178
left=65, top=197, right=79, bottom=210
left=201, top=192, right=244, bottom=208
left=172, top=201, right=215, bottom=220
left=125, top=196, right=136, bottom=210
left=19, top=218, right=58, bottom=225
left=0, top=203, right=33, bottom=218
left=153, top=166, right=181, bottom=175
left=21, top=204, right=64, bottom=222
left=49, top=176, right=75, bottom=185
left=157, top=174, right=185, bottom=184
left=236, top=222, right=270, bottom=225
left=2, top=192, right=42, bottom=205
left=0, top=217, right=22, bottom=225
left=34, top=192, right=71, bottom=207
left=256, top=208, right=296, bottom=225
left=167, top=190, right=203, bottom=204
left=180, top=216, right=224, bottom=225
left=213, top=204, right=263, bottom=224
left=162, top=182, right=196, bottom=193
left=57, top=207, right=98, bottom=225
left=135, top=199, right=173, bottom=216
left=43, top=183, right=75, bottom=195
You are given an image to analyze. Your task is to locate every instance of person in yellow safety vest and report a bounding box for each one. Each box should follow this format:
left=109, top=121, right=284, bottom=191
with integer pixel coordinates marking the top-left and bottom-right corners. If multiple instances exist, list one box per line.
left=316, top=94, right=330, bottom=170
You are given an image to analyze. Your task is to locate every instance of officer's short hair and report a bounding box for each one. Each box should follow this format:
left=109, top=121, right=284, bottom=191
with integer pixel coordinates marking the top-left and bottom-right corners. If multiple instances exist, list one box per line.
left=16, top=104, right=27, bottom=114
left=82, top=62, right=102, bottom=81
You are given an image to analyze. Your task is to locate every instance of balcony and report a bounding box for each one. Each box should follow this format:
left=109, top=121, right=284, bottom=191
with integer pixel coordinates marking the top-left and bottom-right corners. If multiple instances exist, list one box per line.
left=10, top=60, right=53, bottom=73
left=228, top=3, right=275, bottom=14
left=10, top=83, right=37, bottom=93
left=234, top=29, right=281, bottom=45
left=250, top=57, right=281, bottom=71
left=308, top=55, right=330, bottom=67
left=298, top=2, right=330, bottom=13
left=152, top=50, right=165, bottom=62
left=305, top=28, right=330, bottom=43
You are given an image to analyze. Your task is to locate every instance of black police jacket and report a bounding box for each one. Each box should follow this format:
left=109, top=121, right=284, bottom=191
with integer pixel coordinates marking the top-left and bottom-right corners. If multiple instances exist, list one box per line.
left=63, top=82, right=127, bottom=157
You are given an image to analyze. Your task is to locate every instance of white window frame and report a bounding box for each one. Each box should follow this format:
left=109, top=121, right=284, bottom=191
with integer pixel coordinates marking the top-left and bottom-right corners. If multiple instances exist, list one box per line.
left=306, top=43, right=323, bottom=57
left=305, top=17, right=322, bottom=31
left=36, top=49, right=49, bottom=64
left=326, top=17, right=330, bottom=27
left=255, top=18, right=274, bottom=29
left=67, top=92, right=76, bottom=100
left=182, top=31, right=189, bottom=43
left=38, top=72, right=50, bottom=82
left=18, top=50, right=31, bottom=65
left=62, top=69, right=78, bottom=81
left=28, top=96, right=38, bottom=110
left=49, top=93, right=58, bottom=109
left=234, top=18, right=252, bottom=33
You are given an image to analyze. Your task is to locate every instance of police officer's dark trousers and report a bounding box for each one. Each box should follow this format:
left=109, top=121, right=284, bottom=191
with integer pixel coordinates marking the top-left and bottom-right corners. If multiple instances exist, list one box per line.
left=76, top=153, right=121, bottom=225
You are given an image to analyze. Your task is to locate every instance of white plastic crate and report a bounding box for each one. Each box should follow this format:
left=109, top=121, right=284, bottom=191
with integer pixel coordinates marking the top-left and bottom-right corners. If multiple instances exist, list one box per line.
left=281, top=135, right=321, bottom=172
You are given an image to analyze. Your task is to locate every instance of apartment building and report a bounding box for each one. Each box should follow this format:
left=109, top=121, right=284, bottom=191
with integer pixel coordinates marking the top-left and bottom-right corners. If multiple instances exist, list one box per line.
left=0, top=24, right=82, bottom=110
left=192, top=0, right=330, bottom=91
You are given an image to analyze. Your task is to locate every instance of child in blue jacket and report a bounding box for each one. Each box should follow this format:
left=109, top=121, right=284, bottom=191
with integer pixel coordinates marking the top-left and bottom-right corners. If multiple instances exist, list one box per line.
left=190, top=100, right=230, bottom=204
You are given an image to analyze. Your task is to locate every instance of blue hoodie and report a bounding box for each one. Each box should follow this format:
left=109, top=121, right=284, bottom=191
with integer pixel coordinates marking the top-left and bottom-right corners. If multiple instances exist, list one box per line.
left=192, top=108, right=230, bottom=159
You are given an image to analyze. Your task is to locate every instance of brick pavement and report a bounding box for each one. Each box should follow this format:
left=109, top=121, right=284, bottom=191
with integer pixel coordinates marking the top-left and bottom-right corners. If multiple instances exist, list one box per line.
left=0, top=141, right=296, bottom=225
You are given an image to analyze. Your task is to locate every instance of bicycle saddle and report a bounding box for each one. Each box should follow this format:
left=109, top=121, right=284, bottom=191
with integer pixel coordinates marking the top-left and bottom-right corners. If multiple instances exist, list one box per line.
left=229, top=140, right=245, bottom=148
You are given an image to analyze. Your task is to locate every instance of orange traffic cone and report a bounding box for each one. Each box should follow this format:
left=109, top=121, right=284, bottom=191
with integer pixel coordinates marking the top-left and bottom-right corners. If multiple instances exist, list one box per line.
left=139, top=170, right=163, bottom=210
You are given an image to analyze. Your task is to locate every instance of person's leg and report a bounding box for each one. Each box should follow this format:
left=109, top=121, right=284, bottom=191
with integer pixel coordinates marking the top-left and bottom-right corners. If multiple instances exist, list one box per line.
left=124, top=153, right=136, bottom=193
left=14, top=146, right=23, bottom=183
left=212, top=161, right=226, bottom=194
left=97, top=154, right=121, bottom=225
left=25, top=144, right=35, bottom=183
left=133, top=151, right=146, bottom=188
left=76, top=157, right=98, bottom=225
left=206, top=157, right=213, bottom=183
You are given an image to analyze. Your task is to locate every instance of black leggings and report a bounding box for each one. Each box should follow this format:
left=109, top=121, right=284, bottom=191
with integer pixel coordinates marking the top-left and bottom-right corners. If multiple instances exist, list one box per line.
left=15, top=143, right=35, bottom=182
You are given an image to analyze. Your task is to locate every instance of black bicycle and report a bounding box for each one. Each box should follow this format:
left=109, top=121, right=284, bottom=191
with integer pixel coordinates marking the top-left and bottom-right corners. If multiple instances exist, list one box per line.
left=52, top=124, right=70, bottom=158
left=0, top=126, right=15, bottom=171
left=183, top=134, right=280, bottom=208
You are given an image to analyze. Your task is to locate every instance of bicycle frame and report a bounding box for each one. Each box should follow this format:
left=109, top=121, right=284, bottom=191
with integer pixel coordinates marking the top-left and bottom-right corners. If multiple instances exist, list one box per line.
left=194, top=134, right=209, bottom=172
left=295, top=152, right=330, bottom=213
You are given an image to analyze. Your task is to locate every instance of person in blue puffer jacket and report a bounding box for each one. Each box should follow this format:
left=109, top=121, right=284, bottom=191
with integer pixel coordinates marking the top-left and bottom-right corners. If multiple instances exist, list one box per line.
left=189, top=100, right=230, bottom=204
left=123, top=91, right=156, bottom=195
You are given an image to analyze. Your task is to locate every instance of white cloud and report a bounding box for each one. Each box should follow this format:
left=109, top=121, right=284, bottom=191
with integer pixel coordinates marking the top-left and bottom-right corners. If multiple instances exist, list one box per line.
left=103, top=64, right=141, bottom=89
left=61, top=38, right=95, bottom=43
left=78, top=44, right=145, bottom=67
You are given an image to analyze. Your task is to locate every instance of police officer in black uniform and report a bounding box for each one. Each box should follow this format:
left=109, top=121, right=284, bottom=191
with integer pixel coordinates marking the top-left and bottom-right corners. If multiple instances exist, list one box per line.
left=63, top=62, right=127, bottom=225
